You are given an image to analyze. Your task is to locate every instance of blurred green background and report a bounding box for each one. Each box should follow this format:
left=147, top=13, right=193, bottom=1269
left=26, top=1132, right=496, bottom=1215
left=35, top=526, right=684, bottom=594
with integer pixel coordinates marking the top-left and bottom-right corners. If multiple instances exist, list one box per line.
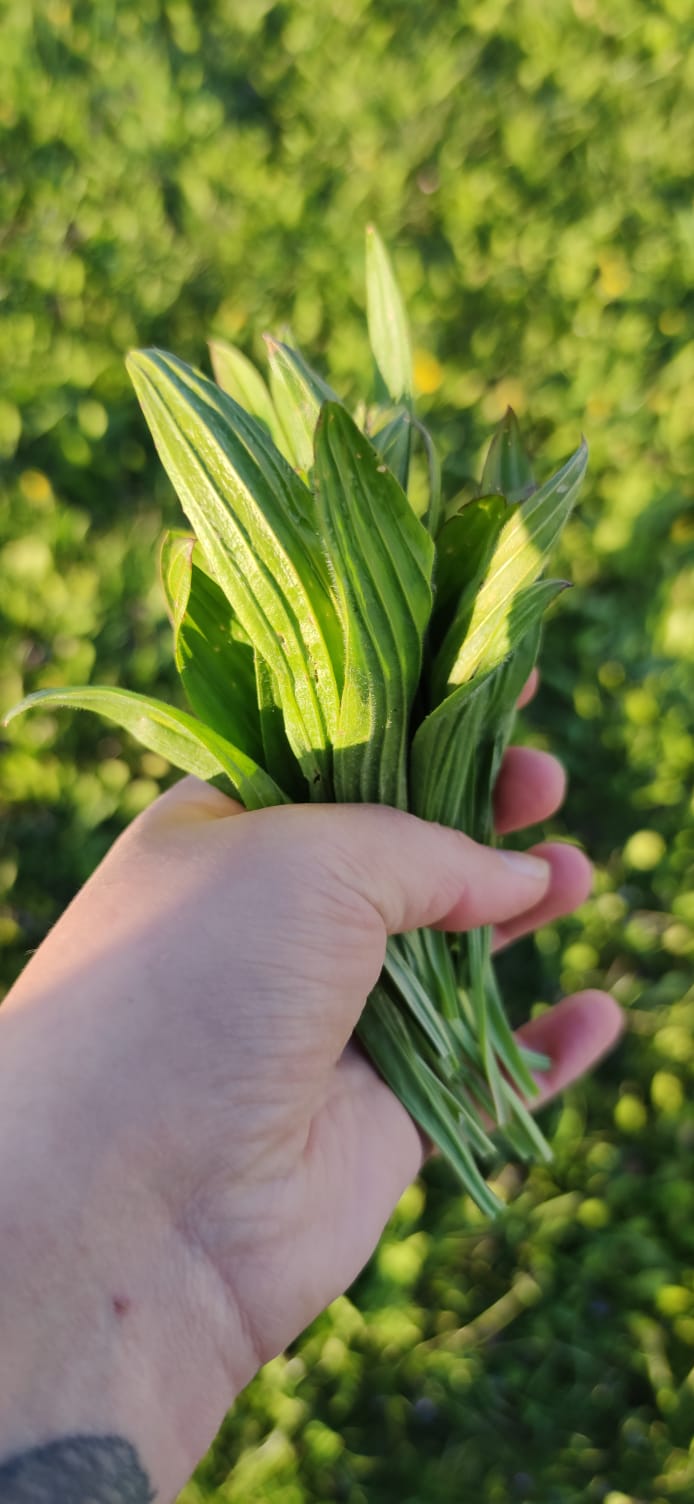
left=1, top=0, right=694, bottom=1499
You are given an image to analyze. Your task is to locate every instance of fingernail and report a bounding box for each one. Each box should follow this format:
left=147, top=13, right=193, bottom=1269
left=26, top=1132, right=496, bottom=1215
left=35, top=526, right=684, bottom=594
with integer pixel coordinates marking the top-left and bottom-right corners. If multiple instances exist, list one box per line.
left=498, top=849, right=550, bottom=881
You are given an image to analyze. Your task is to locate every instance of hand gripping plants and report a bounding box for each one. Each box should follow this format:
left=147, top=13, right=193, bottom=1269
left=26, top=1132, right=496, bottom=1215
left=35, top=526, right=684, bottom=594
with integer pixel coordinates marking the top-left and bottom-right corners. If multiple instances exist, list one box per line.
left=6, top=229, right=587, bottom=1215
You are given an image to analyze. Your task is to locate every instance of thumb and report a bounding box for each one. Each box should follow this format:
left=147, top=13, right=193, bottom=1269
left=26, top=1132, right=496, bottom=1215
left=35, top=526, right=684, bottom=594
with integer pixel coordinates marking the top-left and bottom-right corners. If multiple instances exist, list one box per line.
left=132, top=786, right=552, bottom=1067
left=143, top=782, right=551, bottom=938
left=238, top=801, right=552, bottom=1064
left=276, top=801, right=552, bottom=937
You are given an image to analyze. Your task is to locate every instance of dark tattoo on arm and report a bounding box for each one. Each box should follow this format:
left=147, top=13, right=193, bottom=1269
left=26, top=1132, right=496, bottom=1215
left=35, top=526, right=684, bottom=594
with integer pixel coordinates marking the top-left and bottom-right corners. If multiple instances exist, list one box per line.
left=0, top=1434, right=156, bottom=1501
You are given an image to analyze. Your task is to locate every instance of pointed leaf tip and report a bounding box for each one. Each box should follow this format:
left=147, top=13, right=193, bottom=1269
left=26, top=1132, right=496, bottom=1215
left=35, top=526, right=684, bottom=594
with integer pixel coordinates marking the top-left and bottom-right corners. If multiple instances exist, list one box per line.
left=365, top=226, right=414, bottom=407
left=480, top=407, right=535, bottom=504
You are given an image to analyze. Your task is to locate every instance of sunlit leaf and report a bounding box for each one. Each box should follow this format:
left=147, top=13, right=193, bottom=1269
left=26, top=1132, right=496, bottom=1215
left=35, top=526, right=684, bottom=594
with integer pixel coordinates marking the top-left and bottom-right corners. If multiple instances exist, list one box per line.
left=412, top=581, right=567, bottom=827
left=208, top=338, right=287, bottom=455
left=313, top=402, right=434, bottom=807
left=265, top=336, right=337, bottom=474
left=431, top=494, right=508, bottom=657
left=127, top=348, right=343, bottom=796
left=365, top=225, right=414, bottom=406
left=3, top=687, right=289, bottom=809
left=437, top=439, right=588, bottom=691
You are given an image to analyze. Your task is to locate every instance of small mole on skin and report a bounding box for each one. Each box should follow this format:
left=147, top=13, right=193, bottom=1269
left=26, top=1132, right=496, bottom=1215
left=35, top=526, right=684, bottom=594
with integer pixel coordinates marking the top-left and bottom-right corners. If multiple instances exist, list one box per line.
left=113, top=1296, right=131, bottom=1317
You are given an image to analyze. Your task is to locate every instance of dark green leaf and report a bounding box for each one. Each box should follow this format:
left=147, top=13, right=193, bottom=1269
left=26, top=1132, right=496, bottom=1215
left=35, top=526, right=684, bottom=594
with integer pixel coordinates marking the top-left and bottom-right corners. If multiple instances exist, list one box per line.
left=313, top=402, right=434, bottom=807
left=412, top=581, right=567, bottom=828
left=159, top=529, right=264, bottom=763
left=480, top=407, right=536, bottom=502
left=371, top=408, right=412, bottom=491
left=253, top=649, right=307, bottom=801
left=432, top=494, right=508, bottom=656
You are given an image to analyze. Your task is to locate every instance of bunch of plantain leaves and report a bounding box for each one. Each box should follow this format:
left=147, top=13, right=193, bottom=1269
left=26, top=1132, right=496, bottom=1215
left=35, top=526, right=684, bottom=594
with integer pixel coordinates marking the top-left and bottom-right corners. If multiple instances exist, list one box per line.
left=6, top=229, right=587, bottom=1215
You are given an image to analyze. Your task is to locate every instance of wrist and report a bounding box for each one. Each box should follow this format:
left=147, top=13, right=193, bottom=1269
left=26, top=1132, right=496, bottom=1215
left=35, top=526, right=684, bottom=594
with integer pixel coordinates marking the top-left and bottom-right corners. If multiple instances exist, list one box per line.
left=0, top=1002, right=257, bottom=1498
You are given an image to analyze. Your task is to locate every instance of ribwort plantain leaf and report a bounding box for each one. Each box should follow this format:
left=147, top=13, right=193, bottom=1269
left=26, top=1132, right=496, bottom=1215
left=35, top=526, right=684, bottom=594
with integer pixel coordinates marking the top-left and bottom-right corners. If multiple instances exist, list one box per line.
left=437, top=439, right=588, bottom=693
left=265, top=335, right=339, bottom=475
left=159, top=529, right=265, bottom=764
left=313, top=402, right=434, bottom=807
left=127, top=348, right=344, bottom=797
left=480, top=406, right=536, bottom=503
left=208, top=338, right=287, bottom=456
left=3, top=687, right=289, bottom=809
left=5, top=233, right=590, bottom=1214
left=365, top=225, right=414, bottom=407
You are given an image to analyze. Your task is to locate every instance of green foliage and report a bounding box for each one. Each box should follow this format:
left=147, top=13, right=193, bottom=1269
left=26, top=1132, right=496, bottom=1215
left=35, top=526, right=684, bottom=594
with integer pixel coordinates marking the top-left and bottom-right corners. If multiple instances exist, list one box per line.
left=1, top=0, right=693, bottom=1499
left=312, top=399, right=435, bottom=808
left=4, top=682, right=289, bottom=806
left=8, top=273, right=581, bottom=1201
left=365, top=225, right=414, bottom=406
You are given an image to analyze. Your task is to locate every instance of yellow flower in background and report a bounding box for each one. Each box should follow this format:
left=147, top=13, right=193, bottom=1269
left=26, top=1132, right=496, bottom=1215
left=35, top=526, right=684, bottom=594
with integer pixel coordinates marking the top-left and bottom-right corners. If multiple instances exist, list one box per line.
left=597, top=252, right=631, bottom=300
left=413, top=349, right=443, bottom=395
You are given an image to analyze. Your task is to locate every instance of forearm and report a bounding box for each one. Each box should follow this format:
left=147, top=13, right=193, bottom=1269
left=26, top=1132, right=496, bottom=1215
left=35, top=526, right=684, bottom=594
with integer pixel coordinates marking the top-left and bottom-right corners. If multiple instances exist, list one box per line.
left=0, top=1002, right=252, bottom=1502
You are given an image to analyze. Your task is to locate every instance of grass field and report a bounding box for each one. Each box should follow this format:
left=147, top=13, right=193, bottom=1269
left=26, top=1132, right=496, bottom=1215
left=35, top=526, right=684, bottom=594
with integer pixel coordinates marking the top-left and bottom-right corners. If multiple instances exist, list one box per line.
left=2, top=2, right=694, bottom=1499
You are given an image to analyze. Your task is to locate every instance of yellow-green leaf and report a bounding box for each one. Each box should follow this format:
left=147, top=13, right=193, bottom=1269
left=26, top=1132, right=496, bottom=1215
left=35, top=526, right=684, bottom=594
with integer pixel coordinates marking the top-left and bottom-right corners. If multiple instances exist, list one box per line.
left=127, top=348, right=343, bottom=797
left=365, top=226, right=414, bottom=406
left=438, top=439, right=588, bottom=691
left=265, top=335, right=340, bottom=475
left=313, top=402, right=434, bottom=807
left=3, top=687, right=289, bottom=810
left=208, top=338, right=287, bottom=455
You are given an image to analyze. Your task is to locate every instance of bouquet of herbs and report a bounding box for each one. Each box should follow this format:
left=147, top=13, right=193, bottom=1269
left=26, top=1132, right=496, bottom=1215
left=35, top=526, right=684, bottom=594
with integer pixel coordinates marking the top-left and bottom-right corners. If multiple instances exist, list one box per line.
left=6, top=230, right=587, bottom=1215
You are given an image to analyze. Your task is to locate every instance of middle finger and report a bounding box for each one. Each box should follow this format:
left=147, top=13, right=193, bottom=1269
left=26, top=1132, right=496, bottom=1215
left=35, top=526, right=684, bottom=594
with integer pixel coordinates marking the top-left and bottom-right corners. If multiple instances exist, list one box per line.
left=494, top=745, right=567, bottom=836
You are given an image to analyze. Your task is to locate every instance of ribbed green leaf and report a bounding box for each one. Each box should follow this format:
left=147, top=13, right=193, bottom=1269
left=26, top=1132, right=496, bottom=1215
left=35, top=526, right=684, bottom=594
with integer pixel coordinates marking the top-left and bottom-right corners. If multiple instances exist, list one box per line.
left=412, top=580, right=567, bottom=827
left=208, top=338, right=287, bottom=455
left=482, top=578, right=570, bottom=681
left=413, top=418, right=444, bottom=537
left=431, top=494, right=508, bottom=657
left=357, top=985, right=502, bottom=1216
left=313, top=402, right=434, bottom=807
left=3, top=687, right=289, bottom=809
left=383, top=939, right=459, bottom=1065
left=148, top=348, right=333, bottom=581
left=486, top=612, right=547, bottom=732
left=265, top=336, right=337, bottom=474
left=439, top=439, right=588, bottom=691
left=159, top=529, right=264, bottom=763
left=411, top=670, right=493, bottom=827
left=253, top=650, right=307, bottom=801
left=365, top=225, right=414, bottom=406
left=480, top=407, right=535, bottom=502
left=127, top=349, right=343, bottom=796
left=371, top=408, right=412, bottom=491
left=468, top=617, right=548, bottom=853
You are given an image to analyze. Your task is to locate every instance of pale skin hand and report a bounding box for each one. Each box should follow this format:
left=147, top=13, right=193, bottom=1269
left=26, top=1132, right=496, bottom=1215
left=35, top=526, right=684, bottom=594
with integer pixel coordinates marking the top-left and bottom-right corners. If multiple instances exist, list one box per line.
left=0, top=671, right=622, bottom=1501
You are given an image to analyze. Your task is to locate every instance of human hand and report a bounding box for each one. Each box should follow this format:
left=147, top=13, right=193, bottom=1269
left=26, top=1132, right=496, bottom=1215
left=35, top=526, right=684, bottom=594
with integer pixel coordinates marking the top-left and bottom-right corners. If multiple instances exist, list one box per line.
left=0, top=670, right=621, bottom=1497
